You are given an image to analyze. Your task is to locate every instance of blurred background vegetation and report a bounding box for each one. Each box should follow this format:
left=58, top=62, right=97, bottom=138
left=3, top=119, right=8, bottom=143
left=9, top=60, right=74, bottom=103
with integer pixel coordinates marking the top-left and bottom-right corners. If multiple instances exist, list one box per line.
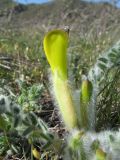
left=0, top=0, right=120, bottom=159
left=1, top=0, right=120, bottom=84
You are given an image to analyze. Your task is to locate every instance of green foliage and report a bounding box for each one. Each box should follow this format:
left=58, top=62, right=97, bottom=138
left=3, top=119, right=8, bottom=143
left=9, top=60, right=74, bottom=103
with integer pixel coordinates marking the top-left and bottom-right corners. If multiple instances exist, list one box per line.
left=0, top=136, right=9, bottom=156
left=88, top=40, right=120, bottom=131
left=17, top=83, right=44, bottom=112
left=0, top=94, right=56, bottom=159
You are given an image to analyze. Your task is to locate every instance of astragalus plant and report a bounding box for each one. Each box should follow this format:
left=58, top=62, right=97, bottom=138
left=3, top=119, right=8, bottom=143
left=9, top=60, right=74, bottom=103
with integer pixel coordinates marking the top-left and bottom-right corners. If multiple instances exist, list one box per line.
left=43, top=29, right=120, bottom=160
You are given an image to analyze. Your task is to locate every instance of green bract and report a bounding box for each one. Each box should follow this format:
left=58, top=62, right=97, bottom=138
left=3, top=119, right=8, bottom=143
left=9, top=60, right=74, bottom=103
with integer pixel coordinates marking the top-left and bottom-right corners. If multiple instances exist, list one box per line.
left=43, top=29, right=68, bottom=80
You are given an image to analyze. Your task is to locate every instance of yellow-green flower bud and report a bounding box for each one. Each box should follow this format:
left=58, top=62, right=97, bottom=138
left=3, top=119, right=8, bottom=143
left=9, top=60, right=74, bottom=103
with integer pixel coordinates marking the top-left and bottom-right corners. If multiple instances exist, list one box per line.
left=43, top=29, right=68, bottom=80
left=96, top=148, right=106, bottom=160
left=80, top=77, right=93, bottom=129
left=32, top=147, right=40, bottom=160
left=43, top=29, right=78, bottom=130
left=81, top=78, right=93, bottom=103
left=69, top=130, right=85, bottom=149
